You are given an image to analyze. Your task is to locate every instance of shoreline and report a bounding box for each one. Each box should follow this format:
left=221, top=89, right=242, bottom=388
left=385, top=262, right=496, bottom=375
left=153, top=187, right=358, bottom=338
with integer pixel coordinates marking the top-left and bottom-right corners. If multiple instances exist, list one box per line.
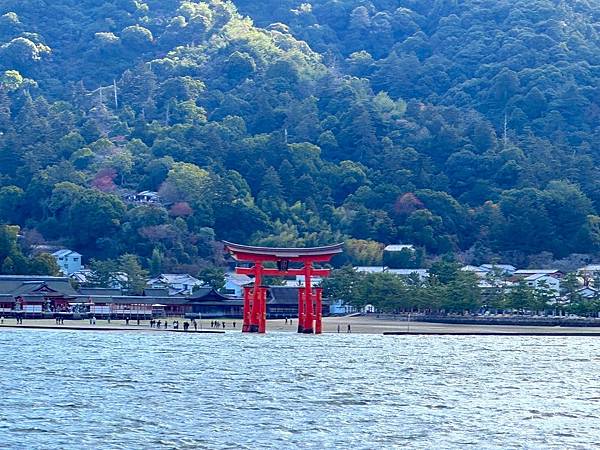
left=0, top=324, right=225, bottom=333
left=3, top=316, right=600, bottom=335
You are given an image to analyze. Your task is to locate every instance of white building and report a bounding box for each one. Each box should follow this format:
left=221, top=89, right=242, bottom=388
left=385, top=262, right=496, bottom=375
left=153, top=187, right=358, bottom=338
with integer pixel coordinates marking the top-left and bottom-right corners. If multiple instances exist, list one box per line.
left=384, top=244, right=415, bottom=252
left=52, top=249, right=82, bottom=275
left=147, top=273, right=203, bottom=295
left=329, top=299, right=357, bottom=315
left=223, top=273, right=253, bottom=297
left=126, top=190, right=161, bottom=204
left=524, top=274, right=561, bottom=296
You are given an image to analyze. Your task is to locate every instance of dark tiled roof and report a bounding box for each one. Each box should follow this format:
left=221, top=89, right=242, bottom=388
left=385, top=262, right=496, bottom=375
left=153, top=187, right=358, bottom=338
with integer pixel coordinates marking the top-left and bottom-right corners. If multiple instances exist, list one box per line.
left=0, top=276, right=78, bottom=296
left=143, top=288, right=169, bottom=296
left=268, top=287, right=299, bottom=305
left=79, top=288, right=123, bottom=296
left=106, top=296, right=186, bottom=306
left=187, top=288, right=237, bottom=302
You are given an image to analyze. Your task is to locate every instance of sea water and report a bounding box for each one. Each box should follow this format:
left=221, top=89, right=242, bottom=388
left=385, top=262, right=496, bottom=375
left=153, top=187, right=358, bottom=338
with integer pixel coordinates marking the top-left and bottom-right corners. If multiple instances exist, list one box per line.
left=0, top=329, right=599, bottom=449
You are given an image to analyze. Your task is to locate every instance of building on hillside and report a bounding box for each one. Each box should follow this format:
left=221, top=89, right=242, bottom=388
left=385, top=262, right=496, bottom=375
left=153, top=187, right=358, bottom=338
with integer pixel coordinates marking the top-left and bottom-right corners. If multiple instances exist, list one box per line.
left=524, top=274, right=561, bottom=296
left=577, top=265, right=600, bottom=284
left=354, top=266, right=386, bottom=274
left=384, top=244, right=415, bottom=252
left=51, top=249, right=82, bottom=275
left=460, top=265, right=490, bottom=278
left=223, top=273, right=253, bottom=297
left=70, top=269, right=93, bottom=285
left=574, top=286, right=597, bottom=299
left=354, top=266, right=429, bottom=281
left=514, top=269, right=563, bottom=278
left=480, top=264, right=517, bottom=275
left=147, top=273, right=203, bottom=295
left=30, top=244, right=61, bottom=256
left=386, top=268, right=429, bottom=280
left=125, top=190, right=161, bottom=205
left=70, top=269, right=128, bottom=289
left=383, top=244, right=422, bottom=268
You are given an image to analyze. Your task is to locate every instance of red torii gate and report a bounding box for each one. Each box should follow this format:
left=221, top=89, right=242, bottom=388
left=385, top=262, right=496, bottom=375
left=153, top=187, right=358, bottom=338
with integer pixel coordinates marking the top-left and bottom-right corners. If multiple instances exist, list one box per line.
left=223, top=241, right=343, bottom=334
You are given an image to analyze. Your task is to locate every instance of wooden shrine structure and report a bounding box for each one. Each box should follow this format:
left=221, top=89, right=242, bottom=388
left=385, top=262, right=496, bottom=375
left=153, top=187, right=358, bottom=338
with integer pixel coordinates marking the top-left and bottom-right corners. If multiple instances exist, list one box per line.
left=223, top=241, right=343, bottom=334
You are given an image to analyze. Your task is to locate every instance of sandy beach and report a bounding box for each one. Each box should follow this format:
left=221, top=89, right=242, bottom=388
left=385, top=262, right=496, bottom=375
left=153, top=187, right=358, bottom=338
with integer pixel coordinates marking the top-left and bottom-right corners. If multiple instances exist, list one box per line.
left=2, top=315, right=600, bottom=335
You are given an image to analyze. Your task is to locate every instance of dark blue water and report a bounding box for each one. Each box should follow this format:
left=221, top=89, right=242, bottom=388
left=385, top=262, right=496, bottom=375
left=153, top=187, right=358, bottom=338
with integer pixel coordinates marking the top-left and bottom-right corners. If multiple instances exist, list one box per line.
left=0, top=329, right=599, bottom=449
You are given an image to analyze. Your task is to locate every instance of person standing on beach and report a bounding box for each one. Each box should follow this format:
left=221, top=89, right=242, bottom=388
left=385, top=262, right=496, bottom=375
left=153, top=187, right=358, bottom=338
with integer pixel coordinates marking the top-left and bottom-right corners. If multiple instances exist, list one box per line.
left=347, top=324, right=351, bottom=333
left=337, top=324, right=340, bottom=333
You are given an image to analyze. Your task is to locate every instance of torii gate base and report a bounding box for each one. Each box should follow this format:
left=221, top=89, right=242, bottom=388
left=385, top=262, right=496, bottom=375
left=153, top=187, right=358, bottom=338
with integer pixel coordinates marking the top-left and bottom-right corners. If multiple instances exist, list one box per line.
left=224, top=241, right=343, bottom=334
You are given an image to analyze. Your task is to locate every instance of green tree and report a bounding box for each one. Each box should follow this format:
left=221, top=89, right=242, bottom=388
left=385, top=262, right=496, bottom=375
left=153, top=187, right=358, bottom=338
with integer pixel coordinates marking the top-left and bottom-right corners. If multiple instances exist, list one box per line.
left=87, top=259, right=120, bottom=288
left=149, top=248, right=164, bottom=277
left=119, top=254, right=148, bottom=295
left=198, top=265, right=225, bottom=290
left=321, top=265, right=362, bottom=307
left=28, top=253, right=61, bottom=275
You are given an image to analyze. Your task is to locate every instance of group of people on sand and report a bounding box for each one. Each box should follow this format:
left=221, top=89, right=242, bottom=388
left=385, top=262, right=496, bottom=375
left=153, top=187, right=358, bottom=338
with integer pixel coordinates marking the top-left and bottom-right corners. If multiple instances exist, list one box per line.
left=150, top=319, right=169, bottom=329
left=211, top=320, right=233, bottom=329
left=148, top=318, right=203, bottom=331
left=124, top=318, right=142, bottom=326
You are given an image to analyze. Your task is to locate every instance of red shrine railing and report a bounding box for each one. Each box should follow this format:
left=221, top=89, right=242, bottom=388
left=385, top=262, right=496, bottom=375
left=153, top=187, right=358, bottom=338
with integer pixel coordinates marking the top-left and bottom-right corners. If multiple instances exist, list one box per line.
left=223, top=241, right=343, bottom=334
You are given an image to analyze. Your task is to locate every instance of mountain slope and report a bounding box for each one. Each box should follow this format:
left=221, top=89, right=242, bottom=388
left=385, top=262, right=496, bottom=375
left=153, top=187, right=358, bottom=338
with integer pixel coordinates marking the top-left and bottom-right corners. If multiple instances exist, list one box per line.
left=0, top=0, right=599, bottom=272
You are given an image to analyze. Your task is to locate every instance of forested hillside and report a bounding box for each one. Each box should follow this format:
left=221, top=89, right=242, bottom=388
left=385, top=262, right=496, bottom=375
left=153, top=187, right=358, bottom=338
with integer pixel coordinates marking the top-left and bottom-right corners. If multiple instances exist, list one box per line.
left=0, top=0, right=599, bottom=273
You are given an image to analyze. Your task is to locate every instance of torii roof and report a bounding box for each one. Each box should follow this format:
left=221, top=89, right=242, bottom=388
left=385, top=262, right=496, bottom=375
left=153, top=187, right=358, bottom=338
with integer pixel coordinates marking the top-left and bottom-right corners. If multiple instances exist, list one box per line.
left=223, top=241, right=344, bottom=261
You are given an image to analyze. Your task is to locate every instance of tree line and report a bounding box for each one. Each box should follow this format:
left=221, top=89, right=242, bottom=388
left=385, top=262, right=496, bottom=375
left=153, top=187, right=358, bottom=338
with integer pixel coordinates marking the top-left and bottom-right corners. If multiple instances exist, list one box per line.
left=321, top=261, right=600, bottom=316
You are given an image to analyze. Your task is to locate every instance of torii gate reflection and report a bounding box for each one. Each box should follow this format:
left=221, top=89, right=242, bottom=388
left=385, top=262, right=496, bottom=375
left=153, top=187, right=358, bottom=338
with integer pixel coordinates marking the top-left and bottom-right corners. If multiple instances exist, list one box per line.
left=223, top=242, right=343, bottom=334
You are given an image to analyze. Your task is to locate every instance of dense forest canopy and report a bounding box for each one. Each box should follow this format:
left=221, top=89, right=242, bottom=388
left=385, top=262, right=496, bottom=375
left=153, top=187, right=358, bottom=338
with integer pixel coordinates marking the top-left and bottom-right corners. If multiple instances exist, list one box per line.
left=0, top=0, right=599, bottom=274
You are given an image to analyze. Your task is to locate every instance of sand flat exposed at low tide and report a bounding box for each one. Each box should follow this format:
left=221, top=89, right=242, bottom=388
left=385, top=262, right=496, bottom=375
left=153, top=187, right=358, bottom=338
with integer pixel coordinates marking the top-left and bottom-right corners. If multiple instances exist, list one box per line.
left=2, top=316, right=600, bottom=335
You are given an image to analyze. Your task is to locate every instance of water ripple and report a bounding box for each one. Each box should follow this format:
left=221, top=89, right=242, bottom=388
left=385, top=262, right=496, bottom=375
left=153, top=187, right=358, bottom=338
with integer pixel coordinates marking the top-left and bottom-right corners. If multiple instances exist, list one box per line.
left=0, top=330, right=599, bottom=449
